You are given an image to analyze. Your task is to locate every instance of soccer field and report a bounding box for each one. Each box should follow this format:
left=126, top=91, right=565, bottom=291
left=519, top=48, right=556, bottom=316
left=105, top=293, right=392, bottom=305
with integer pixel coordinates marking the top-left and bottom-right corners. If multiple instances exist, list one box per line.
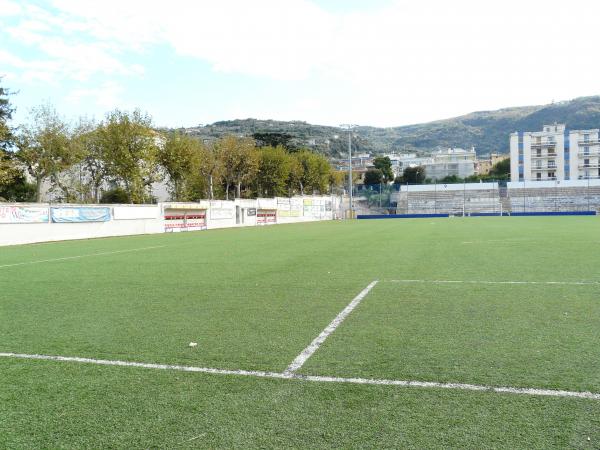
left=1, top=217, right=600, bottom=448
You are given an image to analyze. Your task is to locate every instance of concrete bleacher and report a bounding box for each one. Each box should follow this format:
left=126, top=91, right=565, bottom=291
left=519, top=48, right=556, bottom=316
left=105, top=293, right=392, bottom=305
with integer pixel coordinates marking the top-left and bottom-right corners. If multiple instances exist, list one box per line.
left=388, top=180, right=600, bottom=215
left=395, top=188, right=501, bottom=215
left=507, top=186, right=600, bottom=212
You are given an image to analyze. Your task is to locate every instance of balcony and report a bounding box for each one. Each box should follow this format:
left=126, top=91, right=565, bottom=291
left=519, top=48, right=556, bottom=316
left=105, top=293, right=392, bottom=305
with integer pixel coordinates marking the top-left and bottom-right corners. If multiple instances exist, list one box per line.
left=577, top=139, right=600, bottom=146
left=578, top=163, right=600, bottom=169
left=577, top=150, right=600, bottom=156
left=531, top=141, right=556, bottom=148
left=531, top=166, right=558, bottom=171
left=530, top=153, right=557, bottom=159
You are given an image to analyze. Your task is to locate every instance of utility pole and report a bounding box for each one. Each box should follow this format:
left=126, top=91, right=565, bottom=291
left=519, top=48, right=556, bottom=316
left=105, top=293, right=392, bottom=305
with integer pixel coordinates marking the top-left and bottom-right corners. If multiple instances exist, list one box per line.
left=340, top=124, right=357, bottom=217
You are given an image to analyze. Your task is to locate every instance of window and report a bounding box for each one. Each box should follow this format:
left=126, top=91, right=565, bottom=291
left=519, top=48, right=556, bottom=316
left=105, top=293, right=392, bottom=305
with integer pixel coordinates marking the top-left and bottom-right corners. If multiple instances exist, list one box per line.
left=584, top=134, right=589, bottom=142
left=537, top=149, right=542, bottom=157
left=548, top=172, right=555, bottom=179
left=536, top=160, right=542, bottom=168
left=548, top=160, right=556, bottom=168
left=585, top=158, right=590, bottom=167
left=584, top=146, right=590, bottom=155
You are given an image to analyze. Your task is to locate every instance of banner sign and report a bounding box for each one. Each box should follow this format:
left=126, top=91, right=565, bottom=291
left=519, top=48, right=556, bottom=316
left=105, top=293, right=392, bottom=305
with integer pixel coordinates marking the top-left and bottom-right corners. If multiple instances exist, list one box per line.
left=51, top=207, right=111, bottom=223
left=0, top=206, right=49, bottom=224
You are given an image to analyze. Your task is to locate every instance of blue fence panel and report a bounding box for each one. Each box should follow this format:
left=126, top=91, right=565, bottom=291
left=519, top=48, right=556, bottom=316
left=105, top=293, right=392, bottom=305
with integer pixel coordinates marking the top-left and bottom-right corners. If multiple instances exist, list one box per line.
left=357, top=214, right=449, bottom=219
left=509, top=211, right=596, bottom=217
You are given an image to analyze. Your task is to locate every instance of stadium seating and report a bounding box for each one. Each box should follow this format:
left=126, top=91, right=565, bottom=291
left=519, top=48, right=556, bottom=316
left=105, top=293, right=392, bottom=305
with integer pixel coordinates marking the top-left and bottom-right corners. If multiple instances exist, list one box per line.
left=391, top=185, right=600, bottom=215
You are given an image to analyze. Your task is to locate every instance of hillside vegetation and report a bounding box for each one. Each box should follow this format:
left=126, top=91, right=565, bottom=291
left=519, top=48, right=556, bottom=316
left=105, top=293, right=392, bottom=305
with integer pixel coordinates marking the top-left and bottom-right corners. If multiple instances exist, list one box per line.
left=179, top=96, right=600, bottom=156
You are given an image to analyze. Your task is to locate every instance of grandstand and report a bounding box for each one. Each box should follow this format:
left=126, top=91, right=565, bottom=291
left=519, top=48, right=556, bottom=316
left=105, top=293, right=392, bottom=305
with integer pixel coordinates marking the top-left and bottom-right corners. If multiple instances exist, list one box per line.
left=379, top=179, right=600, bottom=215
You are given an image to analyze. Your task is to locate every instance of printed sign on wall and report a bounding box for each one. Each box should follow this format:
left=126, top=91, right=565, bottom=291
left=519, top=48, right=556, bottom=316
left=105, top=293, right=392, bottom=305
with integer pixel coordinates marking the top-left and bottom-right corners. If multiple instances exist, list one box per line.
left=51, top=207, right=111, bottom=223
left=0, top=206, right=49, bottom=223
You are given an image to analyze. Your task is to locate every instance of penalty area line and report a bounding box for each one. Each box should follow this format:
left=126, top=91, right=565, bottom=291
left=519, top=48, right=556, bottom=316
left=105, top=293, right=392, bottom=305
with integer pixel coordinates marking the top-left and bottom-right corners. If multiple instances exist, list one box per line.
left=283, top=280, right=379, bottom=374
left=0, top=245, right=167, bottom=269
left=1, top=352, right=600, bottom=401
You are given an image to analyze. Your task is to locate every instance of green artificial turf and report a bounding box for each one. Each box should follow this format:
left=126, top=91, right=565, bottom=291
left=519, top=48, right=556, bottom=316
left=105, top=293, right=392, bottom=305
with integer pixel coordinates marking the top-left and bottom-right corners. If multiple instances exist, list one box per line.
left=1, top=216, right=600, bottom=448
left=301, top=282, right=600, bottom=392
left=1, top=359, right=600, bottom=449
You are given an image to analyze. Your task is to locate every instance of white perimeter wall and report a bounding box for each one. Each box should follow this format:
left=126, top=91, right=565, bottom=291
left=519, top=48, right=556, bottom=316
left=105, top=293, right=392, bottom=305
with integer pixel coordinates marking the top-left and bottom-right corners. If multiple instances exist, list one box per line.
left=0, top=196, right=341, bottom=247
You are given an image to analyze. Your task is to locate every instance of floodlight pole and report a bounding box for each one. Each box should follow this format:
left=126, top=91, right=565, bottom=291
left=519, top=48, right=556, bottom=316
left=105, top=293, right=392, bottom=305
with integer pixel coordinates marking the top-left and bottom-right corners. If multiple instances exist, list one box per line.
left=340, top=124, right=357, bottom=217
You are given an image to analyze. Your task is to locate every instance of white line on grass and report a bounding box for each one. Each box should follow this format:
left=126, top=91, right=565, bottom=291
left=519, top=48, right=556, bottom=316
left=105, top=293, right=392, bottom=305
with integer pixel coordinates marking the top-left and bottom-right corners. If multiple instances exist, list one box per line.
left=384, top=279, right=600, bottom=286
left=0, top=246, right=166, bottom=269
left=283, top=280, right=379, bottom=374
left=1, top=352, right=599, bottom=401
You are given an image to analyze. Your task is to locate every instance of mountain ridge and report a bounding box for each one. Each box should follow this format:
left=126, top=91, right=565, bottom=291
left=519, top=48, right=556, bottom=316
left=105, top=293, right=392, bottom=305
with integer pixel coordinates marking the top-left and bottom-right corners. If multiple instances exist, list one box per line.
left=178, top=96, right=600, bottom=157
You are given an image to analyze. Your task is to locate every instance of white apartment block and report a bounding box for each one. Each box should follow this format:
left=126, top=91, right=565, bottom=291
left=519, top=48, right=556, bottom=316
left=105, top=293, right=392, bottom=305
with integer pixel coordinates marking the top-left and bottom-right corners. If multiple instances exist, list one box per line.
left=510, top=124, right=600, bottom=182
left=385, top=148, right=476, bottom=180
left=424, top=147, right=476, bottom=180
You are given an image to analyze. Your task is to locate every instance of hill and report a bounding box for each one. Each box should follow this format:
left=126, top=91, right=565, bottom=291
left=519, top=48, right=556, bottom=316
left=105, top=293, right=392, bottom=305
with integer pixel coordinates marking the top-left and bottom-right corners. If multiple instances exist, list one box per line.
left=178, top=96, right=600, bottom=157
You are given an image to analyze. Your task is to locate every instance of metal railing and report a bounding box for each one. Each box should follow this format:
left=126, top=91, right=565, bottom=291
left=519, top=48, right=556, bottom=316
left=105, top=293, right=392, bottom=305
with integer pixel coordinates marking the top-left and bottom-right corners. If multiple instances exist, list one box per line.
left=353, top=180, right=600, bottom=215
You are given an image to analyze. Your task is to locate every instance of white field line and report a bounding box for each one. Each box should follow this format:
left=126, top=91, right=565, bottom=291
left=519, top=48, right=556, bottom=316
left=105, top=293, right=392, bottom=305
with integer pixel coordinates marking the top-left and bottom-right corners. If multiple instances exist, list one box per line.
left=284, top=280, right=379, bottom=374
left=0, top=246, right=166, bottom=269
left=1, top=352, right=600, bottom=401
left=384, top=279, right=600, bottom=286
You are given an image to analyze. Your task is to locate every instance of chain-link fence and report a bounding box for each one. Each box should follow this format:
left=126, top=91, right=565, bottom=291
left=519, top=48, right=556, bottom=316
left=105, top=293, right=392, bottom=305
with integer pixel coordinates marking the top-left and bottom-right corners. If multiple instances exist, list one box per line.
left=351, top=180, right=600, bottom=216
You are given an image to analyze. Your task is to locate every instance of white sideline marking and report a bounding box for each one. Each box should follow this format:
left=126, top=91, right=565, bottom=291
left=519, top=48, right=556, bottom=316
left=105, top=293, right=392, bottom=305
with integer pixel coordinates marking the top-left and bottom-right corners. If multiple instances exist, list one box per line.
left=0, top=352, right=287, bottom=379
left=1, top=352, right=599, bottom=401
left=284, top=280, right=379, bottom=374
left=0, top=246, right=166, bottom=269
left=384, top=279, right=600, bottom=286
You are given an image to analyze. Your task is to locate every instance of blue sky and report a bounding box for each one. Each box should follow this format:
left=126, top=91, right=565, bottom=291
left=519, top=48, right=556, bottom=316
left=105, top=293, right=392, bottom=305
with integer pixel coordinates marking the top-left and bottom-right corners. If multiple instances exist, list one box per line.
left=2, top=0, right=600, bottom=129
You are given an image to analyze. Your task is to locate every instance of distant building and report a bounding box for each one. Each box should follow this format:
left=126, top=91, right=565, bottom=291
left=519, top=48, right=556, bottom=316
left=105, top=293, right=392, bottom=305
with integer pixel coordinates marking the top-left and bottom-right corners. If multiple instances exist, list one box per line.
left=422, top=147, right=476, bottom=180
left=510, top=124, right=600, bottom=182
left=382, top=153, right=431, bottom=178
left=381, top=148, right=476, bottom=180
left=475, top=152, right=508, bottom=175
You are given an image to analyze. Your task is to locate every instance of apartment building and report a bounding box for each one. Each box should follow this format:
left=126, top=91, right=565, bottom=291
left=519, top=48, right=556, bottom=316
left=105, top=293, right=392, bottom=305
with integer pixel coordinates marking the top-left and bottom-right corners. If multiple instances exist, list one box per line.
left=510, top=124, right=600, bottom=182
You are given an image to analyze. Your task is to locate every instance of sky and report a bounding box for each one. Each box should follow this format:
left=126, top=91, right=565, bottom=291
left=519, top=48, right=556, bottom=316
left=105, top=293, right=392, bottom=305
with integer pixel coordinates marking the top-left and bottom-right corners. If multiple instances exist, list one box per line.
left=1, top=0, right=600, bottom=129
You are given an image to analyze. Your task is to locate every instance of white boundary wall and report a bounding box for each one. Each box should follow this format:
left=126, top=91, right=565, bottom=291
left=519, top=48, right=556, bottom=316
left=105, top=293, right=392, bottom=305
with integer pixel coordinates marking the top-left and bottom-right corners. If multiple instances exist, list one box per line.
left=400, top=182, right=498, bottom=192
left=0, top=196, right=341, bottom=247
left=507, top=179, right=600, bottom=189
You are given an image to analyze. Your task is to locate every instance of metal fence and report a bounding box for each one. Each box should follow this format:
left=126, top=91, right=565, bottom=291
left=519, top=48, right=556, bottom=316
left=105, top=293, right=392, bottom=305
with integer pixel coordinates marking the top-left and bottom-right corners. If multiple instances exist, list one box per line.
left=352, top=181, right=600, bottom=216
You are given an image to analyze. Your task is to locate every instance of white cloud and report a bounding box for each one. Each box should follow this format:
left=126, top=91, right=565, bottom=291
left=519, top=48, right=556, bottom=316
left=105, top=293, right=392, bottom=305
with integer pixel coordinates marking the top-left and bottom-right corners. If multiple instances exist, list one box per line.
left=0, top=0, right=21, bottom=16
left=4, top=0, right=600, bottom=125
left=66, top=81, right=126, bottom=109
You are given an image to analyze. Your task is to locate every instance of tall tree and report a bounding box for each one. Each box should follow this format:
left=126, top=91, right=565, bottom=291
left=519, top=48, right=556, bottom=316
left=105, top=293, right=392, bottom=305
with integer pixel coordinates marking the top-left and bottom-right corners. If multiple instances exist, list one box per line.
left=96, top=110, right=160, bottom=203
left=286, top=153, right=304, bottom=196
left=15, top=104, right=75, bottom=202
left=400, top=166, right=426, bottom=184
left=295, top=150, right=331, bottom=194
left=158, top=131, right=202, bottom=201
left=197, top=143, right=221, bottom=200
left=363, top=168, right=383, bottom=185
left=256, top=145, right=291, bottom=197
left=216, top=135, right=258, bottom=199
left=372, top=156, right=394, bottom=183
left=252, top=132, right=296, bottom=151
left=489, top=157, right=510, bottom=179
left=0, top=79, right=14, bottom=150
left=0, top=80, right=18, bottom=190
left=71, top=119, right=109, bottom=203
left=0, top=151, right=20, bottom=189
